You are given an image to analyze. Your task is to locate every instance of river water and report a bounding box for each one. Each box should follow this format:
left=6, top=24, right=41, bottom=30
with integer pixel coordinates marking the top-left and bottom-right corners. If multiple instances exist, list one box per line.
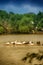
left=0, top=34, right=43, bottom=43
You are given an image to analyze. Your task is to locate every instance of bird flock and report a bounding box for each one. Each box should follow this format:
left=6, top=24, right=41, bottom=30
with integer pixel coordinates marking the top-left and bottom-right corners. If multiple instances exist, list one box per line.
left=4, top=40, right=43, bottom=47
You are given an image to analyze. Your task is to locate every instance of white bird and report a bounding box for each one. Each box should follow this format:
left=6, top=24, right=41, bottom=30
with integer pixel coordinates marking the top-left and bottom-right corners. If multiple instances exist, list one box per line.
left=22, top=41, right=26, bottom=44
left=14, top=40, right=22, bottom=44
left=29, top=41, right=34, bottom=45
left=5, top=42, right=10, bottom=46
left=6, top=42, right=10, bottom=45
left=11, top=42, right=14, bottom=44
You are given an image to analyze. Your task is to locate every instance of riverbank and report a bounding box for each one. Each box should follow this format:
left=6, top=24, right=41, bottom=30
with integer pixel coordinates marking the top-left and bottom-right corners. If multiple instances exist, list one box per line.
left=0, top=31, right=43, bottom=35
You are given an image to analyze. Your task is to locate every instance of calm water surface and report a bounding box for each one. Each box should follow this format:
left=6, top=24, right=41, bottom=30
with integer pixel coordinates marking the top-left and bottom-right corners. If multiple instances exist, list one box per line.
left=0, top=34, right=43, bottom=43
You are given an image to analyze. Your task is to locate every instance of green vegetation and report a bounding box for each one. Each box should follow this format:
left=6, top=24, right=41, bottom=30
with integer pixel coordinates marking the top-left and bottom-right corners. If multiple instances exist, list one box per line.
left=0, top=10, right=43, bottom=34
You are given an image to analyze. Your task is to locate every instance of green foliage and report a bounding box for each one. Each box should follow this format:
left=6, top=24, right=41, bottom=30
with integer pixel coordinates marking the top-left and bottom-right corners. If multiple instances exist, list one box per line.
left=0, top=26, right=5, bottom=34
left=0, top=10, right=43, bottom=34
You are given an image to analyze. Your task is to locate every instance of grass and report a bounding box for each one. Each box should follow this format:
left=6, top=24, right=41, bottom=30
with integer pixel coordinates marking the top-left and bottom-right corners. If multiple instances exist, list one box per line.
left=0, top=43, right=43, bottom=65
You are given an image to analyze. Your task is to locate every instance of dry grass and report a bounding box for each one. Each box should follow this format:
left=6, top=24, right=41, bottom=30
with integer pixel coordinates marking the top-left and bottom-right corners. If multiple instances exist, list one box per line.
left=0, top=43, right=43, bottom=65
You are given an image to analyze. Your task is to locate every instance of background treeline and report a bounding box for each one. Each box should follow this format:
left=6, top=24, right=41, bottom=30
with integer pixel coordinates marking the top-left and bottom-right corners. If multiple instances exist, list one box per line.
left=0, top=10, right=43, bottom=34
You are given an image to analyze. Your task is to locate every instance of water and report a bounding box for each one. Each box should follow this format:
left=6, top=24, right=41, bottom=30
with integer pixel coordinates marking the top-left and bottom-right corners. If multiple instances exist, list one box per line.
left=0, top=34, right=43, bottom=43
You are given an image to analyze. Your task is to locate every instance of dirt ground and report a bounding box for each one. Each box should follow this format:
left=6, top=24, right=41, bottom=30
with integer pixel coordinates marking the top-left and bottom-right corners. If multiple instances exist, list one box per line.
left=0, top=43, right=43, bottom=65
